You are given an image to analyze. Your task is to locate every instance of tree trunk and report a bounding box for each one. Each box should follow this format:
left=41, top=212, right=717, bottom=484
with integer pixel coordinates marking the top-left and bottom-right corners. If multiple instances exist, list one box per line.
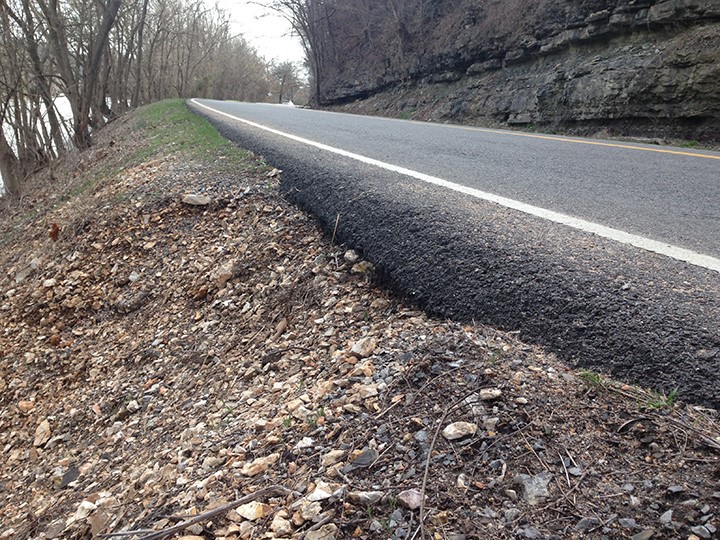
left=0, top=130, right=22, bottom=199
left=76, top=0, right=122, bottom=148
left=131, top=0, right=149, bottom=107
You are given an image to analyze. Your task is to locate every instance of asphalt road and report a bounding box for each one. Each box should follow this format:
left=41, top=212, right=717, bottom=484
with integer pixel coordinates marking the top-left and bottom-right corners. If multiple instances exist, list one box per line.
left=189, top=99, right=720, bottom=408
left=190, top=100, right=720, bottom=262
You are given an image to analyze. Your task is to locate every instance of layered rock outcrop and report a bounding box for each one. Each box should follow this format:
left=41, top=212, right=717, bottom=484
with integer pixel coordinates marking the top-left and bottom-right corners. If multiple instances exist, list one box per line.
left=319, top=0, right=720, bottom=140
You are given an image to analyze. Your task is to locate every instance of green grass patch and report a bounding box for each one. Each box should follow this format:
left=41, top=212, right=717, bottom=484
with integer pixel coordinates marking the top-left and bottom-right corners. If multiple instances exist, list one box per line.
left=128, top=99, right=255, bottom=169
left=578, top=369, right=604, bottom=389
left=57, top=99, right=264, bottom=205
left=643, top=388, right=679, bottom=410
left=678, top=139, right=699, bottom=149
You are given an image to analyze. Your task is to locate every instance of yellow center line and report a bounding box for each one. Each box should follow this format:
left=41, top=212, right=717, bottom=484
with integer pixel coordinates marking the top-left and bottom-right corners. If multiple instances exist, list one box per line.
left=446, top=124, right=720, bottom=161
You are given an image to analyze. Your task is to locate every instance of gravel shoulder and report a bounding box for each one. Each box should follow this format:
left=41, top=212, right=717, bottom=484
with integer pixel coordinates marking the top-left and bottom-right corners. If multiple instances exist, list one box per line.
left=1, top=101, right=719, bottom=540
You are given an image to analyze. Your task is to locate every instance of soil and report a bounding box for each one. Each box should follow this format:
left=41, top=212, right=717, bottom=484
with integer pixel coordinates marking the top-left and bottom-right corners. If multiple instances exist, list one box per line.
left=1, top=102, right=719, bottom=540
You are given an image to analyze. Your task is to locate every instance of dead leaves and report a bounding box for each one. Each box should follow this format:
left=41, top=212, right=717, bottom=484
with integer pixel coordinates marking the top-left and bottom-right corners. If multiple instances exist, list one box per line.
left=48, top=222, right=60, bottom=242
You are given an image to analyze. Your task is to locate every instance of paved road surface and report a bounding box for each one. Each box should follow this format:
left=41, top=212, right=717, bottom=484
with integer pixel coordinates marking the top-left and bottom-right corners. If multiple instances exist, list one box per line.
left=189, top=99, right=720, bottom=408
left=191, top=100, right=720, bottom=262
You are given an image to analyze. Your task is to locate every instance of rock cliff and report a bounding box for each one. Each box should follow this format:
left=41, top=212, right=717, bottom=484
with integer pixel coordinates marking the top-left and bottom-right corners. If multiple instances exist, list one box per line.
left=317, top=0, right=720, bottom=141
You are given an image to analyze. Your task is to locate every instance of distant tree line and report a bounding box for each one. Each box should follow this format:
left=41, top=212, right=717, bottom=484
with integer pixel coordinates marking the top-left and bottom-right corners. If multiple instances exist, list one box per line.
left=0, top=0, right=305, bottom=198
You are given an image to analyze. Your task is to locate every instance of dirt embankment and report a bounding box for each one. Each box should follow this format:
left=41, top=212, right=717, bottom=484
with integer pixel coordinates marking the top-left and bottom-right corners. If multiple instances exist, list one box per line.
left=1, top=101, right=719, bottom=540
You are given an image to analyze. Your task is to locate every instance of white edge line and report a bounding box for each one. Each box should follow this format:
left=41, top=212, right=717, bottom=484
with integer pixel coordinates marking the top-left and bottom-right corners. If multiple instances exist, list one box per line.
left=190, top=99, right=720, bottom=274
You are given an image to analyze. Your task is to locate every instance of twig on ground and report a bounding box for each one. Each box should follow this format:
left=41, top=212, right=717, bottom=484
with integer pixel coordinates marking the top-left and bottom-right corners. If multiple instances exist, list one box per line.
left=99, top=532, right=154, bottom=538
left=299, top=512, right=335, bottom=540
left=420, top=385, right=481, bottom=540
left=330, top=213, right=340, bottom=245
left=100, top=485, right=295, bottom=540
left=558, top=451, right=571, bottom=488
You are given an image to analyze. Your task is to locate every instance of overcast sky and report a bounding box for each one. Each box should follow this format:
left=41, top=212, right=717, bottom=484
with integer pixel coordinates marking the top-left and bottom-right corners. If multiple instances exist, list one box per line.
left=219, top=0, right=306, bottom=65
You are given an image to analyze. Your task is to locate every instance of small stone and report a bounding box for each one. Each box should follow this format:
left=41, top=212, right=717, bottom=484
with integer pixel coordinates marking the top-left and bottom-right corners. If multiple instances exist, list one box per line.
left=504, top=508, right=521, bottom=522
left=126, top=400, right=141, bottom=412
left=296, top=437, right=314, bottom=449
left=479, top=388, right=503, bottom=401
left=34, top=419, right=51, bottom=447
left=442, top=421, right=479, bottom=441
left=350, top=337, right=376, bottom=358
left=305, top=524, right=338, bottom=540
left=483, top=417, right=500, bottom=432
left=659, top=509, right=673, bottom=524
left=575, top=517, right=601, bottom=531
left=348, top=491, right=384, bottom=505
left=321, top=450, right=345, bottom=467
left=521, top=527, right=544, bottom=539
left=632, top=531, right=655, bottom=540
left=691, top=526, right=712, bottom=539
left=182, top=193, right=211, bottom=206
left=619, top=518, right=637, bottom=529
left=369, top=520, right=383, bottom=532
left=270, top=514, right=293, bottom=536
left=73, top=500, right=97, bottom=520
left=18, top=400, right=35, bottom=413
left=397, top=488, right=424, bottom=510
left=457, top=474, right=469, bottom=490
left=307, top=480, right=344, bottom=502
left=300, top=501, right=323, bottom=521
left=351, top=261, right=374, bottom=274
left=236, top=501, right=272, bottom=521
left=59, top=466, right=80, bottom=489
left=696, top=348, right=718, bottom=359
left=43, top=278, right=56, bottom=288
left=667, top=485, right=685, bottom=495
left=240, top=453, right=279, bottom=476
left=214, top=263, right=234, bottom=287
left=514, top=472, right=552, bottom=505
left=344, top=250, right=360, bottom=263
left=480, top=507, right=498, bottom=519
left=344, top=448, right=378, bottom=472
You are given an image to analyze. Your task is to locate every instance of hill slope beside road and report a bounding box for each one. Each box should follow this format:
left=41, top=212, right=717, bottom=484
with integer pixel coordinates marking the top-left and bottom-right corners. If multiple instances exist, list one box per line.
left=1, top=101, right=719, bottom=540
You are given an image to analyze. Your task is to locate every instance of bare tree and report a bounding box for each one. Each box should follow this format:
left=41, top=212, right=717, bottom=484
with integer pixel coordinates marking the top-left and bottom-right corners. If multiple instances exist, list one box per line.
left=1, top=0, right=275, bottom=198
left=271, top=61, right=301, bottom=103
left=264, top=0, right=335, bottom=103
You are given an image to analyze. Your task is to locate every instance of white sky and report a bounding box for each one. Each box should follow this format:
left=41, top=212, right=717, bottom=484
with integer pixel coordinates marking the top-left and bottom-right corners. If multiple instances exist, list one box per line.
left=218, top=0, right=306, bottom=65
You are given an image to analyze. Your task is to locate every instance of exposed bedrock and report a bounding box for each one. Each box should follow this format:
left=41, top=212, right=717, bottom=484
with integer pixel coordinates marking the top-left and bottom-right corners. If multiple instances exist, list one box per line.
left=320, top=0, right=720, bottom=140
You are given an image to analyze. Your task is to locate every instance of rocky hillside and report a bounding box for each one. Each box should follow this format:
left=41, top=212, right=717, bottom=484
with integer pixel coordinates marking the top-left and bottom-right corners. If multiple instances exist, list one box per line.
left=317, top=0, right=720, bottom=141
left=2, top=100, right=720, bottom=540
